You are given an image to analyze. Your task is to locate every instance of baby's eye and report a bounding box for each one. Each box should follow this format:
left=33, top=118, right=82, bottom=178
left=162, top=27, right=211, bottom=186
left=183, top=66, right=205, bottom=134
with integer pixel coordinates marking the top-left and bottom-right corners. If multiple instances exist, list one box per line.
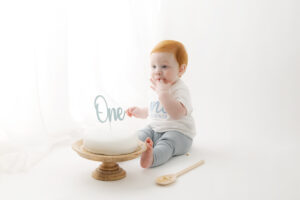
left=161, top=65, right=167, bottom=69
left=152, top=65, right=156, bottom=69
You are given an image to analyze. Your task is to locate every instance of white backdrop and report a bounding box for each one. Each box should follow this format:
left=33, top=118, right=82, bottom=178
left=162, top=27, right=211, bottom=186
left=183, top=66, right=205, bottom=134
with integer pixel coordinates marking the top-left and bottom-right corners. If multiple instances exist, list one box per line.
left=68, top=0, right=300, bottom=147
left=0, top=0, right=299, bottom=172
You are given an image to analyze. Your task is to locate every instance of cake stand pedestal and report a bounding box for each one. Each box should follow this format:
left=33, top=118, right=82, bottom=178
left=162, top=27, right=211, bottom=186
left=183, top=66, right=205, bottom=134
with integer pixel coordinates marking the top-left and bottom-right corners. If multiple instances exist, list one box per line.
left=72, top=139, right=146, bottom=181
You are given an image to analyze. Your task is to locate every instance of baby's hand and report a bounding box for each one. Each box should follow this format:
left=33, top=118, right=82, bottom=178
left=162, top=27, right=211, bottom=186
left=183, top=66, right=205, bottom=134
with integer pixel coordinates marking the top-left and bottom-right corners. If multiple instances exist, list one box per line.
left=150, top=78, right=172, bottom=94
left=126, top=107, right=148, bottom=119
left=126, top=107, right=142, bottom=118
left=126, top=107, right=137, bottom=117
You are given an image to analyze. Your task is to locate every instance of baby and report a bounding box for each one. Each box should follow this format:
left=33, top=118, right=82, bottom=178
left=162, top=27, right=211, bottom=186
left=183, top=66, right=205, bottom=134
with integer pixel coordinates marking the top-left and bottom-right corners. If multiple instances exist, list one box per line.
left=126, top=40, right=196, bottom=168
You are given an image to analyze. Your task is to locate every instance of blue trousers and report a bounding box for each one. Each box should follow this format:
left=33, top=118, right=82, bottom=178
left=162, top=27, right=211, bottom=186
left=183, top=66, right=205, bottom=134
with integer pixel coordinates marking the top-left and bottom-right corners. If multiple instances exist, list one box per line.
left=137, top=126, right=193, bottom=167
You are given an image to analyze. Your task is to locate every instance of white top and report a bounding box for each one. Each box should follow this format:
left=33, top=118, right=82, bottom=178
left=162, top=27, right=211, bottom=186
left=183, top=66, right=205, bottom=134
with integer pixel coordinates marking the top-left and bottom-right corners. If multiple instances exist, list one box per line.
left=147, top=79, right=196, bottom=139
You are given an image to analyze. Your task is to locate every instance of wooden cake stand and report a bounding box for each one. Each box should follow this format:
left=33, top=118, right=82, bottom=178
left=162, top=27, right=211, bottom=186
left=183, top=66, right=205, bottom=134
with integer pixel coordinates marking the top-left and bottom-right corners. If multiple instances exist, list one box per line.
left=72, top=139, right=146, bottom=181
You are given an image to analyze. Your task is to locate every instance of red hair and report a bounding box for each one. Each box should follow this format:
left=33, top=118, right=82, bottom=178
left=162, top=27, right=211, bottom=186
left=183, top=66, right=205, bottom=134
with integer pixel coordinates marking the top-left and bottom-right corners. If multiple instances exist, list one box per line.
left=151, top=40, right=188, bottom=66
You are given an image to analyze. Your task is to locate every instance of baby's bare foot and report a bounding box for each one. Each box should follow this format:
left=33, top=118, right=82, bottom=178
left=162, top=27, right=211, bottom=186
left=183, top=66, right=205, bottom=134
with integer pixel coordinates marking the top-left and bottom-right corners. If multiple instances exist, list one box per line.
left=140, top=137, right=153, bottom=168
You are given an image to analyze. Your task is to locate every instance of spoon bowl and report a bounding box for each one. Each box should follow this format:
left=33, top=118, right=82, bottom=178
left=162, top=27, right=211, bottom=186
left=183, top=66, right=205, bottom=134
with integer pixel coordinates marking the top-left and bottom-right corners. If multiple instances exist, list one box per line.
left=155, top=160, right=205, bottom=186
left=155, top=174, right=177, bottom=185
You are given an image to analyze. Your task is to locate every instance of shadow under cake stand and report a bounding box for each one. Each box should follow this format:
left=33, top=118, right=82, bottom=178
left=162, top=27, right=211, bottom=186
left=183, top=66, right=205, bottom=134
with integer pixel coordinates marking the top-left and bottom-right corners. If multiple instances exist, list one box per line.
left=72, top=139, right=146, bottom=181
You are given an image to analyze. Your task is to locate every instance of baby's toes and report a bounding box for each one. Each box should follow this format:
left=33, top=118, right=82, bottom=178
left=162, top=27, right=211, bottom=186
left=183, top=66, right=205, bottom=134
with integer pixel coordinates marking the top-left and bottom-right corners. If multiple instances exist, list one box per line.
left=146, top=137, right=153, bottom=147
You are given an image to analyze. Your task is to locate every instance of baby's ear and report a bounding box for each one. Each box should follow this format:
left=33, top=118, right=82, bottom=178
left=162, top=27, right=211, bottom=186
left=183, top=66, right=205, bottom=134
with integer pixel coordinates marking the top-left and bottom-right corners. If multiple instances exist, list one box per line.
left=179, top=64, right=187, bottom=77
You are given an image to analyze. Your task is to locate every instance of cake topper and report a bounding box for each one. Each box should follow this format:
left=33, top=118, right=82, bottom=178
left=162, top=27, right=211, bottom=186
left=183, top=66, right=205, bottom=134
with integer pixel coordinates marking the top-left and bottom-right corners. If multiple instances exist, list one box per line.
left=94, top=95, right=126, bottom=123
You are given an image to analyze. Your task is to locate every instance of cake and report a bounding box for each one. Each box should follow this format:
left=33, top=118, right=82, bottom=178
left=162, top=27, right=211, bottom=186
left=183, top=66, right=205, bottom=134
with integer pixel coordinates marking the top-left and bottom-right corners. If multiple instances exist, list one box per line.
left=83, top=127, right=139, bottom=155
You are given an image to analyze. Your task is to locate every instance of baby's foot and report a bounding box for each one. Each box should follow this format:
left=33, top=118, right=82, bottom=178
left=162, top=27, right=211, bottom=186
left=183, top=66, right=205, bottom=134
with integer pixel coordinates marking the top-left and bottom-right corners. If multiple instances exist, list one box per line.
left=140, top=137, right=153, bottom=168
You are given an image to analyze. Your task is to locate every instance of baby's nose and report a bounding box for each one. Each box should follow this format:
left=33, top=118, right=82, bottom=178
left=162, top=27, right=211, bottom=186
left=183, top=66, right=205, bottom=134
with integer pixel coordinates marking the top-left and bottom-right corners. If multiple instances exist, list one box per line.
left=155, top=67, right=162, bottom=74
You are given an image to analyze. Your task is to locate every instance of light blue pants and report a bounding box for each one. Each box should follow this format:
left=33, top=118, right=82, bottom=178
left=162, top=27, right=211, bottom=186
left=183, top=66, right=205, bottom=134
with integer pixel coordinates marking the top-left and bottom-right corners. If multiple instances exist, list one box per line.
left=137, top=125, right=193, bottom=168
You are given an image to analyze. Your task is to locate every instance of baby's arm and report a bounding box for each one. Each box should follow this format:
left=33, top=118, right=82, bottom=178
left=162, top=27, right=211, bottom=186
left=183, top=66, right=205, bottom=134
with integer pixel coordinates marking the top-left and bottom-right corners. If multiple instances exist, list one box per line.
left=158, top=91, right=187, bottom=120
left=126, top=107, right=148, bottom=119
left=151, top=78, right=187, bottom=120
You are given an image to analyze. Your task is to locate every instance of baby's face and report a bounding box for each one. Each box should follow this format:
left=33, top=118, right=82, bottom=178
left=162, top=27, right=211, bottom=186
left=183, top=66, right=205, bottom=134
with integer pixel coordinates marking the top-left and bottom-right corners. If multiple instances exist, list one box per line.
left=150, top=52, right=181, bottom=85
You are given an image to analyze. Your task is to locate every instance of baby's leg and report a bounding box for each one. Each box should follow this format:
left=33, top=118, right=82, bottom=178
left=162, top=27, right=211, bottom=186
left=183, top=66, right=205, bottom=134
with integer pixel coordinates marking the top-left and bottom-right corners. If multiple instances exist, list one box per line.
left=140, top=137, right=154, bottom=168
left=136, top=125, right=155, bottom=142
left=151, top=131, right=192, bottom=168
left=136, top=126, right=156, bottom=168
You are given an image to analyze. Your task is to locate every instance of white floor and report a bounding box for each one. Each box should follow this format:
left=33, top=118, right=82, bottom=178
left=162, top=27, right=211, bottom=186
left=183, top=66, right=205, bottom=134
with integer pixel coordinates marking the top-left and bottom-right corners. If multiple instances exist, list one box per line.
left=1, top=138, right=300, bottom=200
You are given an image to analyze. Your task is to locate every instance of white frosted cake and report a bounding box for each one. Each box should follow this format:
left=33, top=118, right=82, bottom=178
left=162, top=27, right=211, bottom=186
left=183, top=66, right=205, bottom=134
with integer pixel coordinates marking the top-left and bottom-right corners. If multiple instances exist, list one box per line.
left=83, top=127, right=139, bottom=155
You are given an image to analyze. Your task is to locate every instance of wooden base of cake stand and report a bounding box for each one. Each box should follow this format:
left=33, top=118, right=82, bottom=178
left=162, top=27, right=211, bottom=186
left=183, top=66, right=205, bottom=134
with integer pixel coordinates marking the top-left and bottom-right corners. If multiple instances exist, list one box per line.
left=72, top=139, right=146, bottom=181
left=92, top=162, right=126, bottom=181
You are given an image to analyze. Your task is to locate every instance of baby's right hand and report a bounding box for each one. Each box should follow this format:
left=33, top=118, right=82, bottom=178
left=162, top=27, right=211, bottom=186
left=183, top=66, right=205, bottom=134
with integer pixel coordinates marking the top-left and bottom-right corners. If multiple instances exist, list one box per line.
left=126, top=107, right=139, bottom=118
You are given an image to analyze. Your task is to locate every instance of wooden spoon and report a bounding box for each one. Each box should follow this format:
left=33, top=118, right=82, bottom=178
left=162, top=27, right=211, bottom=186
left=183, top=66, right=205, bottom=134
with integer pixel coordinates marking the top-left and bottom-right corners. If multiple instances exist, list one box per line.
left=155, top=160, right=205, bottom=186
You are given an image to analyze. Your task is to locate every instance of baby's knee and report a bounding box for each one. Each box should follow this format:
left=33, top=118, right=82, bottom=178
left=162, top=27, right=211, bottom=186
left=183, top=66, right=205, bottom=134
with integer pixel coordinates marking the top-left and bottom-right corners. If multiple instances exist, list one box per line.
left=137, top=126, right=154, bottom=142
left=137, top=131, right=147, bottom=141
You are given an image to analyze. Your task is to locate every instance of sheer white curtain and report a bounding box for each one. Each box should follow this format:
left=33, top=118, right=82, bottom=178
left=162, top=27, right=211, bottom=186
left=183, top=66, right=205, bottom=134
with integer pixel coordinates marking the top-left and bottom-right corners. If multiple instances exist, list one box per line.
left=0, top=0, right=77, bottom=172
left=1, top=0, right=299, bottom=173
left=0, top=0, right=159, bottom=173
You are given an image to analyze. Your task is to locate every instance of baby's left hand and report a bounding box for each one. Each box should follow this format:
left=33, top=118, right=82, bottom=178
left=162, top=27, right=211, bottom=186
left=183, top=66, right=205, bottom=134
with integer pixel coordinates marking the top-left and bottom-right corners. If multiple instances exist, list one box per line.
left=150, top=78, right=172, bottom=94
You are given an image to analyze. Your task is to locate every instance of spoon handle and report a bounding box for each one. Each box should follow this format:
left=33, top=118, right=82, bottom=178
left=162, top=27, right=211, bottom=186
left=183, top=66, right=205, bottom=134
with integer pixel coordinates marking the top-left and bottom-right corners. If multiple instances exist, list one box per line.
left=175, top=160, right=205, bottom=177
